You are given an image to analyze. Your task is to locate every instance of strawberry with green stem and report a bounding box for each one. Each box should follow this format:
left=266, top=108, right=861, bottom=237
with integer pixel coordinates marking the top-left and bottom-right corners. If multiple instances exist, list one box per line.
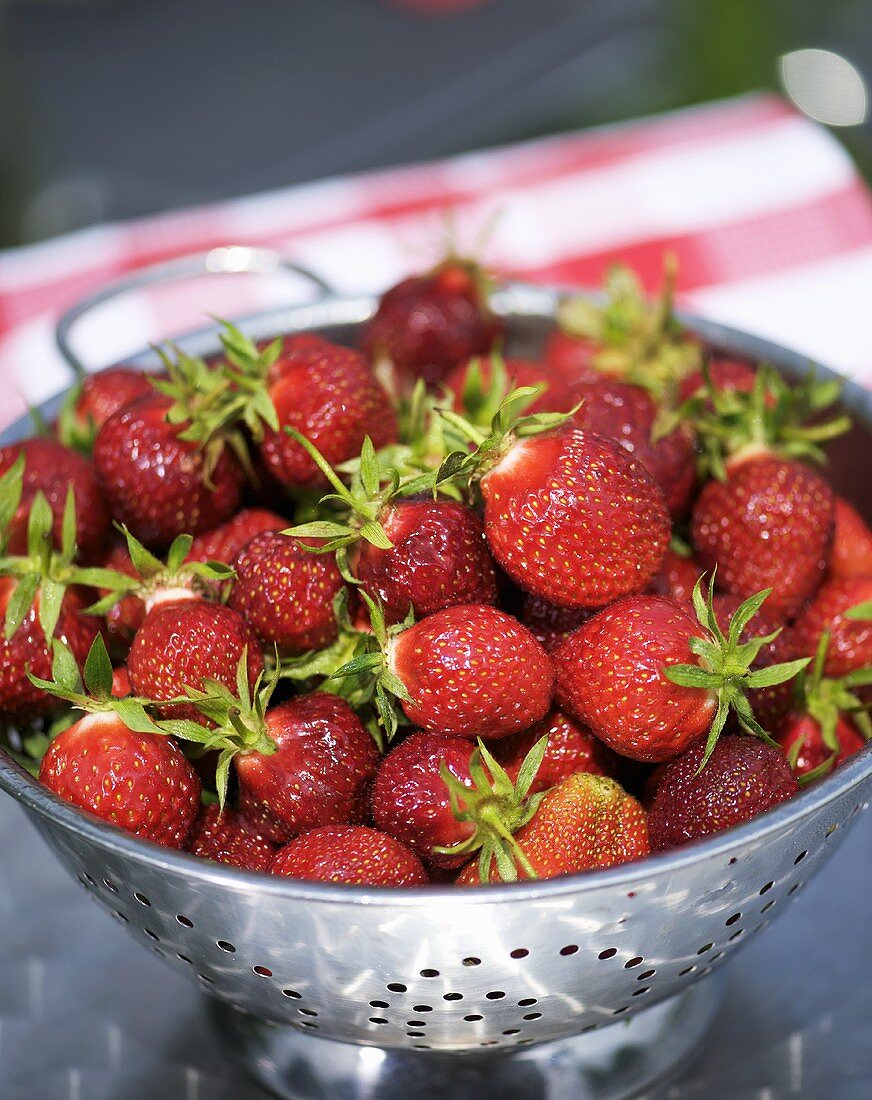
left=32, top=634, right=201, bottom=848
left=554, top=578, right=809, bottom=765
left=56, top=366, right=155, bottom=455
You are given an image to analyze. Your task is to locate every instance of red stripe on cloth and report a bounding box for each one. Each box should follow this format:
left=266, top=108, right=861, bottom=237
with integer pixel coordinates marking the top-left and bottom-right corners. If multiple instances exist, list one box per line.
left=514, top=182, right=872, bottom=293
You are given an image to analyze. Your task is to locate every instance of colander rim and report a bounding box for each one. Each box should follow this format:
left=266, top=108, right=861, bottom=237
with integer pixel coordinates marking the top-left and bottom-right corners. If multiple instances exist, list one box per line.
left=2, top=282, right=871, bottom=906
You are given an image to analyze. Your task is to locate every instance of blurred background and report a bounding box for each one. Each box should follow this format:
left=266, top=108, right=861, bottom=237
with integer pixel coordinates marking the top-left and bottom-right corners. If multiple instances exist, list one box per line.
left=1, top=0, right=870, bottom=249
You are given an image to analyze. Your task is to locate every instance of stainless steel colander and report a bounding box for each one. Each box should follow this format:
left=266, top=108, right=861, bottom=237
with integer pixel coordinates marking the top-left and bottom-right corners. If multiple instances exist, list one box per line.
left=2, top=248, right=871, bottom=1100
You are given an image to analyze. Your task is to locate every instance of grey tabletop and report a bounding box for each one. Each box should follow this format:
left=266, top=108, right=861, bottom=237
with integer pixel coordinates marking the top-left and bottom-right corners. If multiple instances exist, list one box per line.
left=0, top=794, right=869, bottom=1100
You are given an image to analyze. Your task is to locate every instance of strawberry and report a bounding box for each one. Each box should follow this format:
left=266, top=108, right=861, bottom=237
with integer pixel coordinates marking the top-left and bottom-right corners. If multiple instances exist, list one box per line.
left=258, top=339, right=397, bottom=491
left=270, top=825, right=427, bottom=886
left=677, top=356, right=759, bottom=404
left=32, top=635, right=201, bottom=848
left=647, top=735, right=799, bottom=851
left=360, top=259, right=503, bottom=387
left=828, top=497, right=872, bottom=579
left=544, top=262, right=700, bottom=394
left=519, top=594, right=592, bottom=653
left=370, top=732, right=479, bottom=868
left=777, top=714, right=866, bottom=781
left=57, top=366, right=155, bottom=452
left=692, top=455, right=835, bottom=616
left=476, top=427, right=670, bottom=608
left=128, top=597, right=263, bottom=722
left=495, top=709, right=618, bottom=794
left=456, top=772, right=649, bottom=884
left=187, top=804, right=276, bottom=871
left=649, top=546, right=705, bottom=602
left=353, top=497, right=498, bottom=625
left=553, top=584, right=808, bottom=763
left=226, top=691, right=380, bottom=845
left=111, top=665, right=131, bottom=697
left=99, top=538, right=146, bottom=644
left=567, top=376, right=697, bottom=516
left=228, top=531, right=345, bottom=654
left=186, top=508, right=288, bottom=564
left=0, top=438, right=109, bottom=559
left=790, top=577, right=872, bottom=679
left=383, top=604, right=554, bottom=739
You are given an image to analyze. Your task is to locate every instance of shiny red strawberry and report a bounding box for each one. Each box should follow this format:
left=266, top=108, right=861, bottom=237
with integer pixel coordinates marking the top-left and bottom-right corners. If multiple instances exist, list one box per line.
left=828, top=497, right=872, bottom=579
left=235, top=693, right=380, bottom=845
left=229, top=531, right=344, bottom=655
left=0, top=438, right=109, bottom=559
left=360, top=260, right=503, bottom=387
left=186, top=508, right=287, bottom=564
left=567, top=377, right=697, bottom=516
left=353, top=498, right=497, bottom=625
left=480, top=428, right=670, bottom=608
left=187, top=804, right=276, bottom=871
left=370, top=732, right=477, bottom=868
left=554, top=588, right=806, bottom=763
left=271, top=825, right=427, bottom=886
left=94, top=392, right=246, bottom=547
left=259, top=340, right=397, bottom=490
left=777, top=713, right=865, bottom=780
left=692, top=455, right=835, bottom=617
left=100, top=537, right=145, bottom=645
left=649, top=547, right=705, bottom=602
left=519, top=594, right=592, bottom=653
left=647, top=735, right=798, bottom=851
left=127, top=596, right=263, bottom=721
left=386, top=604, right=554, bottom=739
left=58, top=366, right=155, bottom=451
left=495, top=709, right=617, bottom=794
left=790, top=577, right=872, bottom=678
left=40, top=711, right=200, bottom=848
left=456, top=773, right=649, bottom=884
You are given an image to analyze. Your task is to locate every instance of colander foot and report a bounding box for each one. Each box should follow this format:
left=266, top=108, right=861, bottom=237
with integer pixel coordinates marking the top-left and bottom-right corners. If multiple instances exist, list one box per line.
left=210, top=973, right=725, bottom=1100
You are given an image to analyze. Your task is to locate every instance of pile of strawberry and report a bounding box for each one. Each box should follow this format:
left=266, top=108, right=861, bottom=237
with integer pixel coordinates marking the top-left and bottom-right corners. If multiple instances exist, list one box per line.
left=1, top=256, right=871, bottom=888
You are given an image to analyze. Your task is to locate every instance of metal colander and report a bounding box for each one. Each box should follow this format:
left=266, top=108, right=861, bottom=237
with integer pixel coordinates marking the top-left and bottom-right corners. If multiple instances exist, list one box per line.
left=2, top=249, right=871, bottom=1099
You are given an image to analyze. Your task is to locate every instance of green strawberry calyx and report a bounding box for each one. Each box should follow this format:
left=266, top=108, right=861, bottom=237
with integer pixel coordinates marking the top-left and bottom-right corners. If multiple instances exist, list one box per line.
left=665, top=362, right=851, bottom=482
left=435, top=735, right=549, bottom=883
left=786, top=630, right=872, bottom=785
left=664, top=576, right=810, bottom=768
left=156, top=650, right=279, bottom=808
left=0, top=473, right=134, bottom=643
left=556, top=259, right=701, bottom=399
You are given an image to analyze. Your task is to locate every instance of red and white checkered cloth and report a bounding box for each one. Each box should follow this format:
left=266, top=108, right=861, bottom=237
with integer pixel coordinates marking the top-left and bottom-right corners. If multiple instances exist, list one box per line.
left=1, top=93, right=871, bottom=429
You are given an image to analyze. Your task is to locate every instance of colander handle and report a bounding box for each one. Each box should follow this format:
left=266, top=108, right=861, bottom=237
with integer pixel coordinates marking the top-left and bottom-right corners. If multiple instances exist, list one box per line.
left=54, top=245, right=335, bottom=378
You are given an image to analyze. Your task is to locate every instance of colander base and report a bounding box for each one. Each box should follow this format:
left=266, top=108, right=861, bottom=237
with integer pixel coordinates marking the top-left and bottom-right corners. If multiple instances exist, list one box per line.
left=211, top=973, right=724, bottom=1100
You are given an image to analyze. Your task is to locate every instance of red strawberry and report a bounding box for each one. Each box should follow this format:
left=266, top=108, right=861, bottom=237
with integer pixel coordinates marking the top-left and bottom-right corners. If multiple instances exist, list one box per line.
left=692, top=455, right=835, bottom=617
left=127, top=597, right=264, bottom=721
left=235, top=693, right=380, bottom=845
left=677, top=356, right=759, bottom=404
left=649, top=547, right=704, bottom=602
left=270, top=825, right=427, bottom=886
left=790, top=577, right=872, bottom=679
left=777, top=713, right=865, bottom=780
left=100, top=538, right=145, bottom=644
left=111, top=665, right=131, bottom=697
left=40, top=712, right=200, bottom=848
left=59, top=366, right=155, bottom=450
left=519, top=594, right=592, bottom=653
left=370, top=732, right=478, bottom=868
left=0, top=438, right=109, bottom=559
left=542, top=328, right=603, bottom=388
left=567, top=377, right=697, bottom=516
left=229, top=531, right=344, bottom=655
left=480, top=428, right=669, bottom=608
left=186, top=508, right=288, bottom=564
left=353, top=498, right=497, bottom=626
left=0, top=581, right=99, bottom=718
left=187, top=804, right=276, bottom=871
left=386, top=604, right=554, bottom=739
left=94, top=392, right=246, bottom=547
left=446, top=354, right=568, bottom=416
left=554, top=589, right=806, bottom=763
left=828, top=497, right=872, bottom=579
left=495, top=709, right=617, bottom=794
left=360, top=260, right=503, bottom=387
left=259, top=341, right=397, bottom=491
left=647, top=735, right=798, bottom=851
left=456, top=773, right=649, bottom=884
